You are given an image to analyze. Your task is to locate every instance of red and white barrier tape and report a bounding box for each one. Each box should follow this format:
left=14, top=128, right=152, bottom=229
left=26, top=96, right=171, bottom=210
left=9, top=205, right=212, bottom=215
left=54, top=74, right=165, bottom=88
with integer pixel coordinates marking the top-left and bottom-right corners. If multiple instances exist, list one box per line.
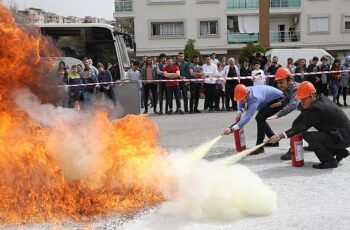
left=58, top=69, right=350, bottom=88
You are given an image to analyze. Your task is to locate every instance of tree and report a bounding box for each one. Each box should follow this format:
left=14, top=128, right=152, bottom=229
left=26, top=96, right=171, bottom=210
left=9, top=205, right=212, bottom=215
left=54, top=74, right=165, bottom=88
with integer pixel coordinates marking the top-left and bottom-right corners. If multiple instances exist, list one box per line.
left=184, top=39, right=202, bottom=64
left=238, top=42, right=266, bottom=65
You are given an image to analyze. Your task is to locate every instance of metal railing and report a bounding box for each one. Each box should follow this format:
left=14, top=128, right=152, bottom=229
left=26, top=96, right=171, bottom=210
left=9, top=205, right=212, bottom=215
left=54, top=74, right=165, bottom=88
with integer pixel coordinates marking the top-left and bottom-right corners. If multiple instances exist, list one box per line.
left=227, top=30, right=301, bottom=44
left=227, top=33, right=259, bottom=44
left=227, top=0, right=300, bottom=9
left=270, top=30, right=301, bottom=43
left=115, top=1, right=133, bottom=13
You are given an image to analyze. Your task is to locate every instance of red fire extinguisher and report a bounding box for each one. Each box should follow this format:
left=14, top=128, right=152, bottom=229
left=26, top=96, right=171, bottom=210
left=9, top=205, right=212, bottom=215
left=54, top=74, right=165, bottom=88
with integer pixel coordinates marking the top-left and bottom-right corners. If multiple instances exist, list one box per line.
left=290, top=133, right=304, bottom=167
left=234, top=129, right=246, bottom=152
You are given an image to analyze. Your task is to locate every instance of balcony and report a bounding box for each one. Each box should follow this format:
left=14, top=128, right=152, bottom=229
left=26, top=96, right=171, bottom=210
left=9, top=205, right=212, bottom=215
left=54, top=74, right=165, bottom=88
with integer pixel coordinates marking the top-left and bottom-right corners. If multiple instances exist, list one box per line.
left=115, top=1, right=133, bottom=13
left=227, top=0, right=300, bottom=9
left=227, top=33, right=259, bottom=44
left=270, top=30, right=301, bottom=43
left=227, top=30, right=301, bottom=44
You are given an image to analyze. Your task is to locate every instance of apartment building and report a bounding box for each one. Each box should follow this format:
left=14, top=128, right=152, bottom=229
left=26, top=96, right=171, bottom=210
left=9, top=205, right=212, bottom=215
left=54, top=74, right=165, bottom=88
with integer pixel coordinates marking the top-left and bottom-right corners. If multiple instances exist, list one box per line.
left=115, top=0, right=350, bottom=57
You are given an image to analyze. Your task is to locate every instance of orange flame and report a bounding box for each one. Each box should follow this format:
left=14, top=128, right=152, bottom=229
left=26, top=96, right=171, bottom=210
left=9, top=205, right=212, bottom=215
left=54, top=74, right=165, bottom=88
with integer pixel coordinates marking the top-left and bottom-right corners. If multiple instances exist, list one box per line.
left=0, top=4, right=167, bottom=224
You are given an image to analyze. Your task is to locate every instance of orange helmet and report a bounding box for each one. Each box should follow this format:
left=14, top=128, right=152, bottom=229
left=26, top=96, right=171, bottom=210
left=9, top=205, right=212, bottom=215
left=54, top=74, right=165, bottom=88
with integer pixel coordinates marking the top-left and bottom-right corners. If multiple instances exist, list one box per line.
left=234, top=84, right=249, bottom=101
left=275, top=67, right=291, bottom=81
left=295, top=81, right=316, bottom=99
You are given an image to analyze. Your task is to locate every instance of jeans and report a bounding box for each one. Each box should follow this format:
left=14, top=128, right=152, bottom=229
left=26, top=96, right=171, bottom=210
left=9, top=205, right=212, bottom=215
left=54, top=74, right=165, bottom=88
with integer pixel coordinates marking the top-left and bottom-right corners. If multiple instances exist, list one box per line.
left=166, top=86, right=181, bottom=111
left=180, top=82, right=189, bottom=112
left=158, top=82, right=168, bottom=113
left=225, top=81, right=238, bottom=110
left=330, top=82, right=339, bottom=103
left=143, top=83, right=158, bottom=112
left=190, top=83, right=201, bottom=111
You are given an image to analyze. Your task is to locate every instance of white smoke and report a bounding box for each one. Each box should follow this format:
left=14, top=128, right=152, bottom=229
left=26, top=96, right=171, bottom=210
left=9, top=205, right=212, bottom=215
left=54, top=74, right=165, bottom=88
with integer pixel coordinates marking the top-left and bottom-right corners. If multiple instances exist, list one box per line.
left=14, top=88, right=104, bottom=183
left=160, top=157, right=278, bottom=221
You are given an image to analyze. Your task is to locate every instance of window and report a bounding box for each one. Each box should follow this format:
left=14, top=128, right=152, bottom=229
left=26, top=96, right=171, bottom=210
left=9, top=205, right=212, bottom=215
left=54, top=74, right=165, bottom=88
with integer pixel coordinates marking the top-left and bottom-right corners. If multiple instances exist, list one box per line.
left=151, top=22, right=184, bottom=37
left=196, top=0, right=219, bottom=3
left=147, top=0, right=185, bottom=4
left=199, top=20, right=218, bottom=36
left=309, top=16, right=329, bottom=33
left=344, top=15, right=350, bottom=31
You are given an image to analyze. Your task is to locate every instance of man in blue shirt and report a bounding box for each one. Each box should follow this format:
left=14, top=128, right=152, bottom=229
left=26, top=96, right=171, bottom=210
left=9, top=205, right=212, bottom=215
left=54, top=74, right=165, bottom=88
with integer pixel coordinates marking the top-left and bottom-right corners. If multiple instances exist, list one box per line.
left=223, top=84, right=284, bottom=155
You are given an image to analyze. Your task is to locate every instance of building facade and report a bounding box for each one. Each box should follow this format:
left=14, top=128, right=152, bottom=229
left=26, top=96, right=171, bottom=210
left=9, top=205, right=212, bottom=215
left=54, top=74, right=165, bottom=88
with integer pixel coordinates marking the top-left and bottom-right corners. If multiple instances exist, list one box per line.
left=114, top=0, right=350, bottom=58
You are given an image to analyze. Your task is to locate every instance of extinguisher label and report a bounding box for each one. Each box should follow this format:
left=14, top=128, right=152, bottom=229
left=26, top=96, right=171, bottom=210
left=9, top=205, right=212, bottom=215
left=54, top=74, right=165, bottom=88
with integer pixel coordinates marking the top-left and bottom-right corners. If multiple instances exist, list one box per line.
left=295, top=141, right=304, bottom=161
left=240, top=129, right=246, bottom=147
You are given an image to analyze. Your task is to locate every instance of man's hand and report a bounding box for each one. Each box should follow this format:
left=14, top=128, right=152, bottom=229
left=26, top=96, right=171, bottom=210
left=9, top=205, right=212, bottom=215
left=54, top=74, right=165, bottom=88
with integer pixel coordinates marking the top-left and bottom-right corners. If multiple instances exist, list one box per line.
left=223, top=128, right=232, bottom=135
left=235, top=112, right=242, bottom=122
left=267, top=114, right=279, bottom=120
left=270, top=101, right=282, bottom=108
left=268, top=135, right=279, bottom=144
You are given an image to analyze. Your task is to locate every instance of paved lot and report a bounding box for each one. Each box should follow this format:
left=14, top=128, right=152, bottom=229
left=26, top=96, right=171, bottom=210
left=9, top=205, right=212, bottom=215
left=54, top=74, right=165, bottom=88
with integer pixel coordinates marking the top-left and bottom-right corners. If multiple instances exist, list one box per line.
left=9, top=100, right=350, bottom=230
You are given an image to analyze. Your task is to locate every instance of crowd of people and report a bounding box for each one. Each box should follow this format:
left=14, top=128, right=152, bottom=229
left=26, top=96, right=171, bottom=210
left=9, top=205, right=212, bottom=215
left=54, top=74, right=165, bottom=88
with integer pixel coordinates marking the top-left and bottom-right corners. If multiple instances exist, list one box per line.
left=126, top=52, right=350, bottom=115
left=56, top=57, right=117, bottom=109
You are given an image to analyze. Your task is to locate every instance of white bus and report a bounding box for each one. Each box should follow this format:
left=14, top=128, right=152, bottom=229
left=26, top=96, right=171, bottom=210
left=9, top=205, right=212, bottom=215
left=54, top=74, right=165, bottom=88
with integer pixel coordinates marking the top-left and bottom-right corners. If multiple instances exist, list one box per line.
left=37, top=23, right=132, bottom=80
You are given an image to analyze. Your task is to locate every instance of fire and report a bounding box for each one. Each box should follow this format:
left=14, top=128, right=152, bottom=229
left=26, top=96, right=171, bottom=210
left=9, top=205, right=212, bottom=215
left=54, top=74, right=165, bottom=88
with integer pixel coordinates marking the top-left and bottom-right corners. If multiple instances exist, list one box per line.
left=0, top=4, right=167, bottom=225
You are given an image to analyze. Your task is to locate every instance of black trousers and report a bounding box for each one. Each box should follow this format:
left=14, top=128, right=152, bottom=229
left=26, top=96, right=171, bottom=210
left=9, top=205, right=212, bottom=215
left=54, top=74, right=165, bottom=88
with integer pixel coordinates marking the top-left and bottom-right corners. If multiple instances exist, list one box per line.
left=337, top=86, right=348, bottom=104
left=255, top=99, right=284, bottom=144
left=302, top=131, right=347, bottom=163
left=225, top=81, right=238, bottom=110
left=204, top=83, right=218, bottom=110
left=143, top=83, right=158, bottom=112
left=180, top=82, right=189, bottom=112
left=158, top=82, right=168, bottom=113
left=190, top=82, right=201, bottom=111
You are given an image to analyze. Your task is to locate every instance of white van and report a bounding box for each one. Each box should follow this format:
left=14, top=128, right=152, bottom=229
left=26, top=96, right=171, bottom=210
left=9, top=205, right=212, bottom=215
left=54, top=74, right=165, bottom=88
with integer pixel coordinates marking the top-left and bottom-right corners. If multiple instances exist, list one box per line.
left=265, top=49, right=334, bottom=67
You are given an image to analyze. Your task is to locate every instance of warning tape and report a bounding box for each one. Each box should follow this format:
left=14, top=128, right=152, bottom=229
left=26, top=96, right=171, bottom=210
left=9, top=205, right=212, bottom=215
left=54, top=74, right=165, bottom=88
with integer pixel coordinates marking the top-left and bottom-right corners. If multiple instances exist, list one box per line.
left=58, top=69, right=350, bottom=88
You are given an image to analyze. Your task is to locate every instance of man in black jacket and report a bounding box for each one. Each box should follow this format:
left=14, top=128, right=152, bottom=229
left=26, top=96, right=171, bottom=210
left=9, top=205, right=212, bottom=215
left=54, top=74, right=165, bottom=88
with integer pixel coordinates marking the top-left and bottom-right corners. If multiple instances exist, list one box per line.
left=268, top=81, right=350, bottom=169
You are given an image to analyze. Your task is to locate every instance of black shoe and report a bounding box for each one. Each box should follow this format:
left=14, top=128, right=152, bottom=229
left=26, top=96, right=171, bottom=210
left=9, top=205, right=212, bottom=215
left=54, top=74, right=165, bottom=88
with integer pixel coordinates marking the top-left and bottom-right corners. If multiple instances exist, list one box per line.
left=265, top=142, right=279, bottom=147
left=249, top=146, right=265, bottom=155
left=153, top=110, right=159, bottom=114
left=208, top=108, right=214, bottom=113
left=167, top=110, right=173, bottom=115
left=175, top=109, right=184, bottom=114
left=194, top=109, right=201, bottom=113
left=344, top=103, right=348, bottom=106
left=303, top=146, right=313, bottom=151
left=280, top=149, right=291, bottom=160
left=337, top=102, right=343, bottom=106
left=336, top=149, right=350, bottom=163
left=189, top=110, right=194, bottom=114
left=312, top=159, right=338, bottom=169
left=158, top=111, right=163, bottom=115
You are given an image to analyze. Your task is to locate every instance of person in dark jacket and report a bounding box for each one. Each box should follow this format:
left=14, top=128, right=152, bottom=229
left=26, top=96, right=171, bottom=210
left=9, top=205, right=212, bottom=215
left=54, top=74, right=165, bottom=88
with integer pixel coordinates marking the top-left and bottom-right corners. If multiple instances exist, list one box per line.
left=240, top=59, right=253, bottom=86
left=97, top=62, right=116, bottom=105
left=305, top=56, right=322, bottom=94
left=268, top=81, right=350, bottom=169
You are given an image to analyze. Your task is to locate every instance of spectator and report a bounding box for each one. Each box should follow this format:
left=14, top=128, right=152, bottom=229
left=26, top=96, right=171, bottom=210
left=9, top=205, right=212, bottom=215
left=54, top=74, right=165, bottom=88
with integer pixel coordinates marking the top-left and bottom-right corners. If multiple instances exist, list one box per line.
left=67, top=65, right=82, bottom=108
left=97, top=62, right=116, bottom=105
left=337, top=56, right=350, bottom=106
left=267, top=56, right=282, bottom=87
left=56, top=68, right=69, bottom=107
left=294, top=58, right=307, bottom=83
left=126, top=61, right=143, bottom=110
left=163, top=57, right=183, bottom=114
left=188, top=55, right=203, bottom=114
left=240, top=59, right=253, bottom=86
left=319, top=56, right=331, bottom=96
left=305, top=56, right=322, bottom=94
left=81, top=67, right=97, bottom=107
left=217, top=63, right=225, bottom=111
left=252, top=61, right=266, bottom=86
left=156, top=53, right=168, bottom=114
left=82, top=57, right=98, bottom=77
left=211, top=53, right=220, bottom=65
left=221, top=56, right=227, bottom=65
left=330, top=59, right=341, bottom=104
left=141, top=57, right=158, bottom=114
left=286, top=57, right=296, bottom=73
left=220, top=58, right=240, bottom=111
left=203, top=55, right=220, bottom=112
left=250, top=52, right=267, bottom=70
left=175, top=52, right=190, bottom=113
left=76, top=64, right=83, bottom=76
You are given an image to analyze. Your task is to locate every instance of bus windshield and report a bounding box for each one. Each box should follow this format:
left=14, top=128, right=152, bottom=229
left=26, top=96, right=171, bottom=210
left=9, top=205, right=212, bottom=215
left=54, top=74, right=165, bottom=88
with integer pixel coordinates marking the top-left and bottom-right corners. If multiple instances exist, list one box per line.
left=38, top=23, right=131, bottom=80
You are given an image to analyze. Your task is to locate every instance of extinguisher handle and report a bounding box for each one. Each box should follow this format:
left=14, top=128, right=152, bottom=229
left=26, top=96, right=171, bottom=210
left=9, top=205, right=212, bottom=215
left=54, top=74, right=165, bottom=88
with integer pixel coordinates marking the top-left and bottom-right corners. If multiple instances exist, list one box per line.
left=229, top=122, right=238, bottom=129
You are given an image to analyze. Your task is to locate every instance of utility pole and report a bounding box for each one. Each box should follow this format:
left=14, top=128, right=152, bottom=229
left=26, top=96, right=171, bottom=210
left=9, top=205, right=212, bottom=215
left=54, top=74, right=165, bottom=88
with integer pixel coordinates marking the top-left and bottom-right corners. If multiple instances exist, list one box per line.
left=259, top=0, right=270, bottom=48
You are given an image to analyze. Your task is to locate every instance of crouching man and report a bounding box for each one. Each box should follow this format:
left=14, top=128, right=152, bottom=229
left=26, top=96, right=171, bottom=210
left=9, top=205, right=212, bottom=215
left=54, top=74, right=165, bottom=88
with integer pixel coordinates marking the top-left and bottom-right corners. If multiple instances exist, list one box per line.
left=268, top=81, right=350, bottom=169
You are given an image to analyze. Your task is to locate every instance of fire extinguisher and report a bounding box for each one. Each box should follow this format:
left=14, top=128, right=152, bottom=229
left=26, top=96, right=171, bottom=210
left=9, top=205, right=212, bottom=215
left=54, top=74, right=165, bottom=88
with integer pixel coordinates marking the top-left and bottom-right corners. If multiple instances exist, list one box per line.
left=290, top=133, right=304, bottom=167
left=234, top=129, right=246, bottom=152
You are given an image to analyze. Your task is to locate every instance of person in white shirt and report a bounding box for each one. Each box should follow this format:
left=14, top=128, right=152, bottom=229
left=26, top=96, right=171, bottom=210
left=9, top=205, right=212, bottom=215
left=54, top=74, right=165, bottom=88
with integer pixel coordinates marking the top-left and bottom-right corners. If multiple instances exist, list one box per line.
left=203, top=55, right=220, bottom=112
left=252, top=61, right=266, bottom=86
left=126, top=61, right=143, bottom=109
left=210, top=53, right=220, bottom=65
